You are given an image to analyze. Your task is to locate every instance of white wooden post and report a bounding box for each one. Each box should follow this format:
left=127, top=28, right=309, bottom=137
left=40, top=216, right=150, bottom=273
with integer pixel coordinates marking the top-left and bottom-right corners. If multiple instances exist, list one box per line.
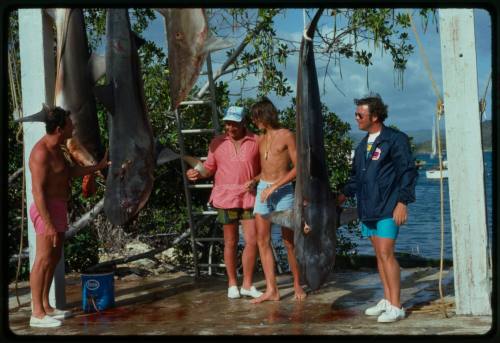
left=439, top=9, right=491, bottom=315
left=19, top=9, right=66, bottom=308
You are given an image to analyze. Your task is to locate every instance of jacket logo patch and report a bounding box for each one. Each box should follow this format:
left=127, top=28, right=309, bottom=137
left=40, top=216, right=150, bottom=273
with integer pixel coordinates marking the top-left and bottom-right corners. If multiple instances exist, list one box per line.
left=372, top=148, right=382, bottom=160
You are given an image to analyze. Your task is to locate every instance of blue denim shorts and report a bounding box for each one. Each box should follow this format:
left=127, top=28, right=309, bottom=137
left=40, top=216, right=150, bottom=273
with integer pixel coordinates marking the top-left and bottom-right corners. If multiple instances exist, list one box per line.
left=361, top=218, right=400, bottom=240
left=253, top=180, right=294, bottom=215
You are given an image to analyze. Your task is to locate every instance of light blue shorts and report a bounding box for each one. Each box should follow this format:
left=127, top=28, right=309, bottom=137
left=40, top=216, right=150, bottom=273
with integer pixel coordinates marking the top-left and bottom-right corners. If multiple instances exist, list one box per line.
left=253, top=180, right=294, bottom=215
left=361, top=218, right=400, bottom=240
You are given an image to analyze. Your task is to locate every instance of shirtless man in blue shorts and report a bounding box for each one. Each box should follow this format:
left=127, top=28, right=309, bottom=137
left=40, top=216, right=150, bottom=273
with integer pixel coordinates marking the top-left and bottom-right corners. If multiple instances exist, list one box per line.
left=249, top=97, right=307, bottom=303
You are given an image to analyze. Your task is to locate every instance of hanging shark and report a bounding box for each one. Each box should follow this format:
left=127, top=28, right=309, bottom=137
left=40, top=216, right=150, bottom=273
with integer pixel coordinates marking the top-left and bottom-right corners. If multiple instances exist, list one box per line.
left=156, top=8, right=232, bottom=110
left=293, top=8, right=335, bottom=291
left=18, top=9, right=105, bottom=197
left=94, top=9, right=155, bottom=226
left=266, top=9, right=357, bottom=291
left=44, top=8, right=105, bottom=169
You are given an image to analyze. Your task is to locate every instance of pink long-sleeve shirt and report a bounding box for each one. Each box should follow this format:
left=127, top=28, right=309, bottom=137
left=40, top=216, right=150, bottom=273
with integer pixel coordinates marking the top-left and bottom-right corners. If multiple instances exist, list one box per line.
left=203, top=132, right=260, bottom=209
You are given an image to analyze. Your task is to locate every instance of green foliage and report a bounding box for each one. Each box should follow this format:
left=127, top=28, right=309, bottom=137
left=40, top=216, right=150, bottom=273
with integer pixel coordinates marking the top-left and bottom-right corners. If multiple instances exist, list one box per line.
left=64, top=229, right=100, bottom=272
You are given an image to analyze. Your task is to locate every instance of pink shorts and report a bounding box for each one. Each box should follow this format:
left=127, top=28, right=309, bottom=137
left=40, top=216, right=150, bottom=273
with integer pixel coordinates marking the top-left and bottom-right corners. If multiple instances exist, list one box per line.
left=29, top=199, right=68, bottom=234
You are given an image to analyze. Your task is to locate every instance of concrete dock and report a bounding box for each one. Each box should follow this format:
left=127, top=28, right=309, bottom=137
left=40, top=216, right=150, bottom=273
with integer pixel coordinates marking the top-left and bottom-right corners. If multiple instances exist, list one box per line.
left=7, top=266, right=493, bottom=336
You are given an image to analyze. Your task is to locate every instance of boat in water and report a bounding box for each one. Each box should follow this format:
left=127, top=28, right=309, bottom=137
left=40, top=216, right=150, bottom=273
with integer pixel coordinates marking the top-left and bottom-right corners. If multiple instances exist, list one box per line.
left=426, top=115, right=448, bottom=179
left=426, top=167, right=448, bottom=179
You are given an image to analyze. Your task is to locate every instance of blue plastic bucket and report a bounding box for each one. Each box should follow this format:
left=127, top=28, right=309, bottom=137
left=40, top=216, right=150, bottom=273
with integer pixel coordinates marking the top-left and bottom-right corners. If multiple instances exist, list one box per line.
left=81, top=272, right=115, bottom=312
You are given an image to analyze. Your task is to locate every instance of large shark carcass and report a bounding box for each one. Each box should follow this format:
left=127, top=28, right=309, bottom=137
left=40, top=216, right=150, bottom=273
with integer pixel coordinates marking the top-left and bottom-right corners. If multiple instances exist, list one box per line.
left=94, top=9, right=155, bottom=226
left=294, top=8, right=337, bottom=291
left=45, top=9, right=105, bottom=168
left=17, top=9, right=105, bottom=196
left=267, top=9, right=349, bottom=291
left=156, top=8, right=232, bottom=110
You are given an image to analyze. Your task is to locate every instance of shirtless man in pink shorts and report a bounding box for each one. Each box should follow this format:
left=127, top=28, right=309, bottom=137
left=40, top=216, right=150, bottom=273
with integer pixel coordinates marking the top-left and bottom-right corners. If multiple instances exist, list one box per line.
left=24, top=106, right=109, bottom=327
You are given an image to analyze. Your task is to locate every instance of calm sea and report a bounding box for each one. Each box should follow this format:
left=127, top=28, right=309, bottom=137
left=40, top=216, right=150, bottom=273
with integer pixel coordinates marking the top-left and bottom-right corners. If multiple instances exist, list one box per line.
left=269, top=151, right=493, bottom=260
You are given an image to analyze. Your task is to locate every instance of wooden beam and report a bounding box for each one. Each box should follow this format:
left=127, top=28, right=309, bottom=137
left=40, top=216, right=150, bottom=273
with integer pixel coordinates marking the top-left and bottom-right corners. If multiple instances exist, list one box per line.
left=18, top=9, right=65, bottom=308
left=439, top=9, right=491, bottom=315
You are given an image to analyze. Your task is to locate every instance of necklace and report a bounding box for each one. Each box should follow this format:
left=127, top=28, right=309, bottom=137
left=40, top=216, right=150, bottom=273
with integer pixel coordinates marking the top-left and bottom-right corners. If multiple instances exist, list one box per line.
left=264, top=131, right=276, bottom=160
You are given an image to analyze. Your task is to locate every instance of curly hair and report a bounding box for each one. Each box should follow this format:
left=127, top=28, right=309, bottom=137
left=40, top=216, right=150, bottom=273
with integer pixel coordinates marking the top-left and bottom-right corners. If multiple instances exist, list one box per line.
left=354, top=93, right=388, bottom=122
left=250, top=97, right=281, bottom=129
left=46, top=106, right=71, bottom=134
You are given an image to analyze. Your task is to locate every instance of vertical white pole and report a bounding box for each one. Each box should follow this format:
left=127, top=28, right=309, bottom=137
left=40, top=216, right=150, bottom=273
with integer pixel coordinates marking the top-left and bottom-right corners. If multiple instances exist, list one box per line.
left=18, top=9, right=66, bottom=309
left=439, top=9, right=491, bottom=315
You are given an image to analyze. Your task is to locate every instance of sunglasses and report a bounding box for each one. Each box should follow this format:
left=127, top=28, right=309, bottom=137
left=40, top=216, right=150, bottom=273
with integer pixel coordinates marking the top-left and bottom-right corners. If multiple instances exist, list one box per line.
left=354, top=112, right=367, bottom=119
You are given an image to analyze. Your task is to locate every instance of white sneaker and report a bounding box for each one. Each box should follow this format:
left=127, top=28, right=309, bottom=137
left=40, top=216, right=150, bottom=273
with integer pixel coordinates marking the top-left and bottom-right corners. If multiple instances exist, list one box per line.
left=364, top=298, right=391, bottom=316
left=30, top=315, right=62, bottom=328
left=47, top=308, right=72, bottom=320
left=377, top=304, right=405, bottom=323
left=227, top=285, right=241, bottom=299
left=240, top=286, right=263, bottom=298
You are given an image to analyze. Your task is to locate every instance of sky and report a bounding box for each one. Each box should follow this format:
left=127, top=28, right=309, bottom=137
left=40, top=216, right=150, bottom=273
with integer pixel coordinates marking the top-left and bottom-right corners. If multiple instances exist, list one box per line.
left=142, top=8, right=492, bottom=135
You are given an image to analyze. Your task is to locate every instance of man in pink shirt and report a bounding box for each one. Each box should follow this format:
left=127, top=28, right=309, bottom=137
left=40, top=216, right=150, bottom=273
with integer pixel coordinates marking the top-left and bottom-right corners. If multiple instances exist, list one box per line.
left=186, top=106, right=263, bottom=299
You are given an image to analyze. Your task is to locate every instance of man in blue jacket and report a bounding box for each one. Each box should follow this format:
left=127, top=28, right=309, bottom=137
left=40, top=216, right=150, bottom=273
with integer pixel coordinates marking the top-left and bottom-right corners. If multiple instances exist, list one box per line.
left=338, top=93, right=417, bottom=323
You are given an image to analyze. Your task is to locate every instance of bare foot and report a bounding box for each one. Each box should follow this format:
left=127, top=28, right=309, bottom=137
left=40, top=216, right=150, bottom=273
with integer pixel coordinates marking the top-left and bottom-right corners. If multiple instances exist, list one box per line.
left=250, top=290, right=280, bottom=304
left=294, top=286, right=307, bottom=301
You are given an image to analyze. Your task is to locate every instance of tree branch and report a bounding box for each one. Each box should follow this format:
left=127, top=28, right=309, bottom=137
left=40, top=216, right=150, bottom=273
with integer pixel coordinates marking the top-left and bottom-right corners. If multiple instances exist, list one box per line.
left=85, top=228, right=192, bottom=272
left=196, top=20, right=268, bottom=99
left=65, top=198, right=104, bottom=240
left=8, top=167, right=23, bottom=184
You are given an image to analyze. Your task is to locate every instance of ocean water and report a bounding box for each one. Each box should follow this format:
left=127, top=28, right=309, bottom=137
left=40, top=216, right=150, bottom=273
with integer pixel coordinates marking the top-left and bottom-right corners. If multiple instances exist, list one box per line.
left=269, top=151, right=494, bottom=260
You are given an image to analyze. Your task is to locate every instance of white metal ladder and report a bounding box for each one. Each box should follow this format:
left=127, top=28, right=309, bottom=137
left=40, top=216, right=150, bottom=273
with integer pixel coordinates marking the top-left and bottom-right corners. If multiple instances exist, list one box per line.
left=174, top=53, right=226, bottom=277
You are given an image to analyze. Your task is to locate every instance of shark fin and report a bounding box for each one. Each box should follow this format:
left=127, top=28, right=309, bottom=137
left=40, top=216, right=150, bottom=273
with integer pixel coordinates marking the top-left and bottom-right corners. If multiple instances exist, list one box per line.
left=94, top=83, right=115, bottom=114
left=15, top=103, right=50, bottom=123
left=154, top=138, right=180, bottom=165
left=156, top=148, right=180, bottom=165
left=263, top=209, right=297, bottom=230
left=89, top=53, right=106, bottom=83
left=202, top=36, right=234, bottom=53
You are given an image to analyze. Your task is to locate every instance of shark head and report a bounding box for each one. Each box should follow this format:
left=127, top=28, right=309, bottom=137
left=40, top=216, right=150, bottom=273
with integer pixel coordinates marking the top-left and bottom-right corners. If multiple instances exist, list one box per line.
left=296, top=200, right=337, bottom=291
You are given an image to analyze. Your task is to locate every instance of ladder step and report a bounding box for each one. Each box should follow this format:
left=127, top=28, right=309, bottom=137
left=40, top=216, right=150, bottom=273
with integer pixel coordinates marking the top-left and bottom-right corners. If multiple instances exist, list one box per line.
left=195, top=237, right=224, bottom=242
left=188, top=184, right=213, bottom=189
left=179, top=100, right=212, bottom=106
left=181, top=129, right=215, bottom=134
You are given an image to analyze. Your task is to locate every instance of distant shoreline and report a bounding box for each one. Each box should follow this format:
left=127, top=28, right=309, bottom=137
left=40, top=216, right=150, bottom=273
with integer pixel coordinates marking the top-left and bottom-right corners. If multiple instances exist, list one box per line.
left=415, top=149, right=492, bottom=154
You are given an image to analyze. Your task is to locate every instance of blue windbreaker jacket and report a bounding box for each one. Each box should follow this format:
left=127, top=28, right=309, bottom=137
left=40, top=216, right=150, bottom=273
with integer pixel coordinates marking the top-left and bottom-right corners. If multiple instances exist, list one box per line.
left=342, top=125, right=418, bottom=222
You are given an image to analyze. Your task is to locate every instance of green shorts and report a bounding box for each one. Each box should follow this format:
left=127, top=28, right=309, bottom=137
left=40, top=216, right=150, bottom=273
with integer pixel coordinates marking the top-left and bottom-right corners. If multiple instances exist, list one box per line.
left=216, top=208, right=254, bottom=224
